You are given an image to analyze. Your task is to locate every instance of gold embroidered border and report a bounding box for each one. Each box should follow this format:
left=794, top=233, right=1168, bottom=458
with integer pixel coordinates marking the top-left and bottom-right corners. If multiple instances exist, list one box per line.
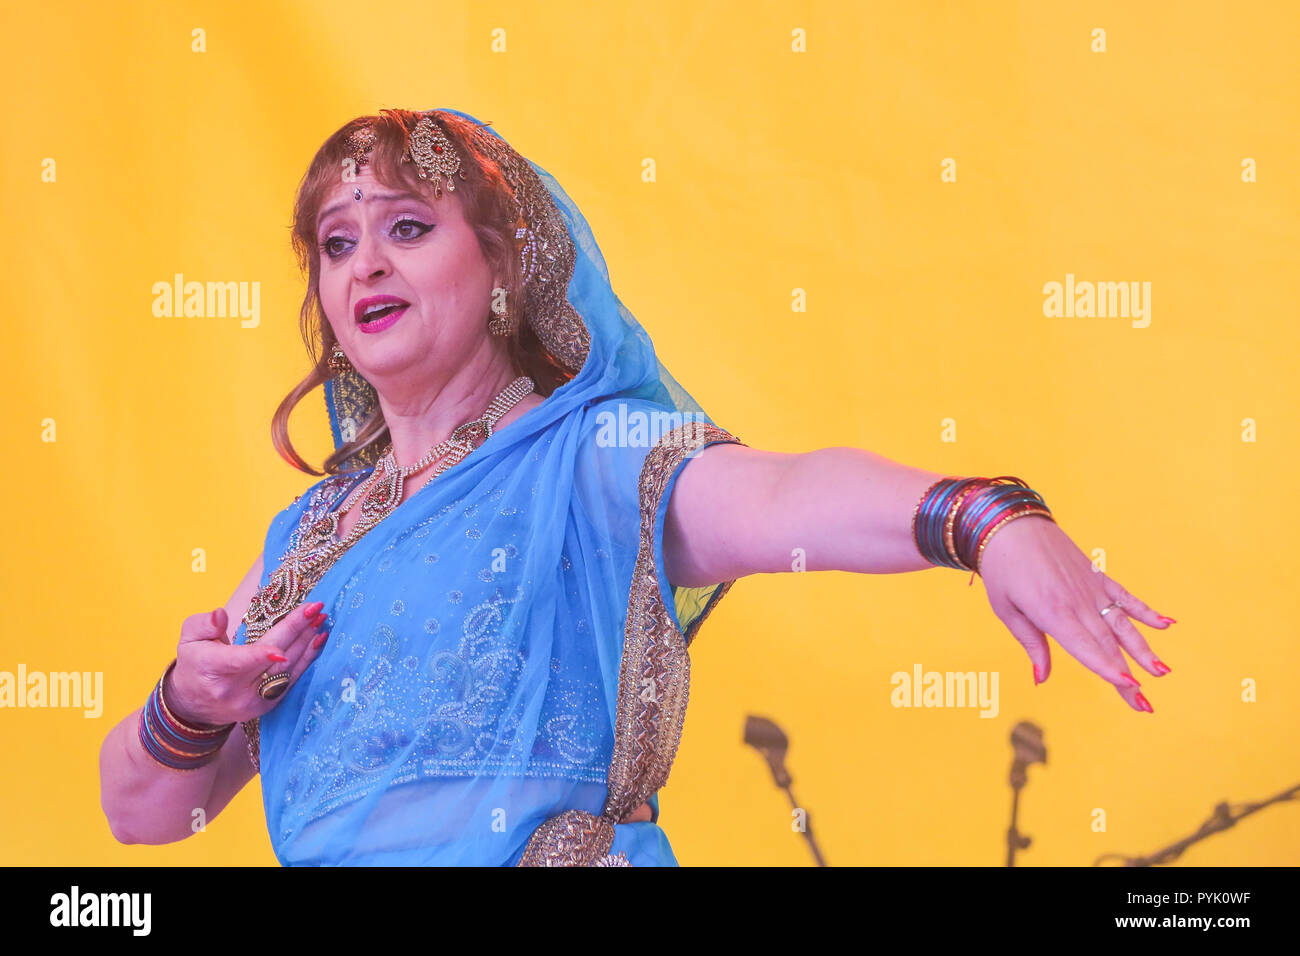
left=242, top=718, right=260, bottom=773
left=467, top=126, right=591, bottom=376
left=516, top=808, right=616, bottom=867
left=241, top=473, right=364, bottom=773
left=328, top=370, right=385, bottom=471
left=517, top=420, right=743, bottom=865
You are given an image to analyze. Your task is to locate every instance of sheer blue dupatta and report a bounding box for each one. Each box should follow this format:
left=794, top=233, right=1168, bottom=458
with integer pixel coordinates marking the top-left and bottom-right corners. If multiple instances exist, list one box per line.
left=236, top=107, right=745, bottom=866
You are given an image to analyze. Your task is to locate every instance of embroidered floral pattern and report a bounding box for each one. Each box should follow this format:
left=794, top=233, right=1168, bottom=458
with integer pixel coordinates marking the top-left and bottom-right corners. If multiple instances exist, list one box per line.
left=273, top=577, right=611, bottom=833
left=260, top=485, right=614, bottom=832
left=245, top=475, right=612, bottom=789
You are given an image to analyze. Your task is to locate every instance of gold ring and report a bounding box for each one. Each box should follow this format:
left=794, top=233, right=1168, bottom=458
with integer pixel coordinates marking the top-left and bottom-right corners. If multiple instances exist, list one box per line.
left=257, top=672, right=291, bottom=700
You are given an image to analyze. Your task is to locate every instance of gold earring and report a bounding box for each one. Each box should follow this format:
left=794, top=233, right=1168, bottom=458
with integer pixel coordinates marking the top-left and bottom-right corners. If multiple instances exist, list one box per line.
left=327, top=343, right=352, bottom=374
left=488, top=305, right=513, bottom=337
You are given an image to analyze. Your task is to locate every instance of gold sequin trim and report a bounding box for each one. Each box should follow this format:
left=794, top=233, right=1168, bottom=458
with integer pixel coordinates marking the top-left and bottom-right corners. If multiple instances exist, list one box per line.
left=516, top=808, right=616, bottom=867
left=466, top=122, right=591, bottom=376
left=241, top=472, right=370, bottom=773
left=327, top=370, right=385, bottom=471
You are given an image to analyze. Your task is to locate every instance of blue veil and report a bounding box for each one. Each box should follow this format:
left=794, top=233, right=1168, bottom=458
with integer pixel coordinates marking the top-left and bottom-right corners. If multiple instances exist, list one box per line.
left=234, top=108, right=744, bottom=866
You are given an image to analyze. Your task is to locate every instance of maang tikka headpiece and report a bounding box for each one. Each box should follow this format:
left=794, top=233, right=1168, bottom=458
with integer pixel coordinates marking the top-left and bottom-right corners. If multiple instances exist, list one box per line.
left=343, top=112, right=467, bottom=201
left=401, top=112, right=468, bottom=198
left=345, top=125, right=376, bottom=174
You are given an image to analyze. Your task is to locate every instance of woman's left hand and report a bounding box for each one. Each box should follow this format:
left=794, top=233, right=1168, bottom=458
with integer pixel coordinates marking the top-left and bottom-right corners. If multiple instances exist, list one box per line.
left=975, top=514, right=1175, bottom=712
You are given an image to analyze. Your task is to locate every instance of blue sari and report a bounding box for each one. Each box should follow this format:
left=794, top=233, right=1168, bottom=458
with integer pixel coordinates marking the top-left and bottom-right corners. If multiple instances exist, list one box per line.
left=234, top=109, right=743, bottom=866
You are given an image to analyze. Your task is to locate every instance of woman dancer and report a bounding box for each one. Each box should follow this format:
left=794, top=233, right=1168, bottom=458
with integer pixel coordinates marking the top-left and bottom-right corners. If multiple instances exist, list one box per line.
left=99, top=108, right=1175, bottom=865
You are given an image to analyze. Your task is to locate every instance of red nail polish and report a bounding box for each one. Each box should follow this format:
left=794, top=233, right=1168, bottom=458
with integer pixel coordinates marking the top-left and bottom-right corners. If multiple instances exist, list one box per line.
left=1121, top=671, right=1141, bottom=687
left=1032, top=664, right=1042, bottom=685
left=302, top=601, right=324, bottom=619
left=312, top=612, right=326, bottom=628
left=268, top=652, right=289, bottom=663
left=312, top=631, right=329, bottom=650
left=1158, top=616, right=1177, bottom=624
left=1135, top=692, right=1153, bottom=713
left=1152, top=660, right=1172, bottom=675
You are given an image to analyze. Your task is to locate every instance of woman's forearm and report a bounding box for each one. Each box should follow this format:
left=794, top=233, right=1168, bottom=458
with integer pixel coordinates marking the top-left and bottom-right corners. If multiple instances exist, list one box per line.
left=98, top=707, right=224, bottom=845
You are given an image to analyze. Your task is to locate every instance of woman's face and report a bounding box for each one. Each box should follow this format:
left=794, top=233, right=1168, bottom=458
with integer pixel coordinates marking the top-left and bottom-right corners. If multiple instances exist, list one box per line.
left=314, top=166, right=499, bottom=393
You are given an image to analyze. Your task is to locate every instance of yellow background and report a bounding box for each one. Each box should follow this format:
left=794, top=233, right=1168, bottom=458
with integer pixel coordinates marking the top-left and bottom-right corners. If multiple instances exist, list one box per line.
left=2, top=0, right=1296, bottom=865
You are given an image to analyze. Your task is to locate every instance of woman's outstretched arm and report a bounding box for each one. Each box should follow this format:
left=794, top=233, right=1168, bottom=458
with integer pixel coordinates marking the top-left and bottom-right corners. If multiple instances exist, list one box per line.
left=662, top=444, right=1176, bottom=712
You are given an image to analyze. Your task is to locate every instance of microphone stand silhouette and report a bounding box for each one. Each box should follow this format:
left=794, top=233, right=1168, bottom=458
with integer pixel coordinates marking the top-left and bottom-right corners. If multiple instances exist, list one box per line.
left=744, top=715, right=827, bottom=866
left=1092, top=780, right=1300, bottom=866
left=1006, top=721, right=1047, bottom=867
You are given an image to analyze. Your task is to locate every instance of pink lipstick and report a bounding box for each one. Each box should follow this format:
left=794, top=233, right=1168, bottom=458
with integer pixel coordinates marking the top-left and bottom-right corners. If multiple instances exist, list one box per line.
left=354, top=294, right=410, bottom=334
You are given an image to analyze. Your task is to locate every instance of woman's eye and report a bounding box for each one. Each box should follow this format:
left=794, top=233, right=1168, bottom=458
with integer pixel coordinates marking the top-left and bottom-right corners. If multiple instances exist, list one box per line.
left=392, top=218, right=433, bottom=240
left=321, top=237, right=347, bottom=258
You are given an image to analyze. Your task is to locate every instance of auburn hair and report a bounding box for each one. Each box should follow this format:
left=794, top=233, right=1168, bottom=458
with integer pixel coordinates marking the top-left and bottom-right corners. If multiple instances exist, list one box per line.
left=271, top=109, right=576, bottom=476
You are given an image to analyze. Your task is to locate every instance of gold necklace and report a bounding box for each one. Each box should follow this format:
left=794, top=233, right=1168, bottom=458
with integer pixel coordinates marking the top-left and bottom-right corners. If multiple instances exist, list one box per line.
left=241, top=375, right=534, bottom=646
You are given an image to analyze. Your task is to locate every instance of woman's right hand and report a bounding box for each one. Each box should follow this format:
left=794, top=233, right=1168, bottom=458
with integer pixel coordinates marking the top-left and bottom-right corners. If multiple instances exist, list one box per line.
left=165, top=601, right=329, bottom=727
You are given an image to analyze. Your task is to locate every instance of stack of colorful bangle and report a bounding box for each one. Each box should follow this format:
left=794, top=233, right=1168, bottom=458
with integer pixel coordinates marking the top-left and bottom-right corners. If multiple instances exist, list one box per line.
left=137, top=659, right=235, bottom=771
left=912, top=476, right=1055, bottom=575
